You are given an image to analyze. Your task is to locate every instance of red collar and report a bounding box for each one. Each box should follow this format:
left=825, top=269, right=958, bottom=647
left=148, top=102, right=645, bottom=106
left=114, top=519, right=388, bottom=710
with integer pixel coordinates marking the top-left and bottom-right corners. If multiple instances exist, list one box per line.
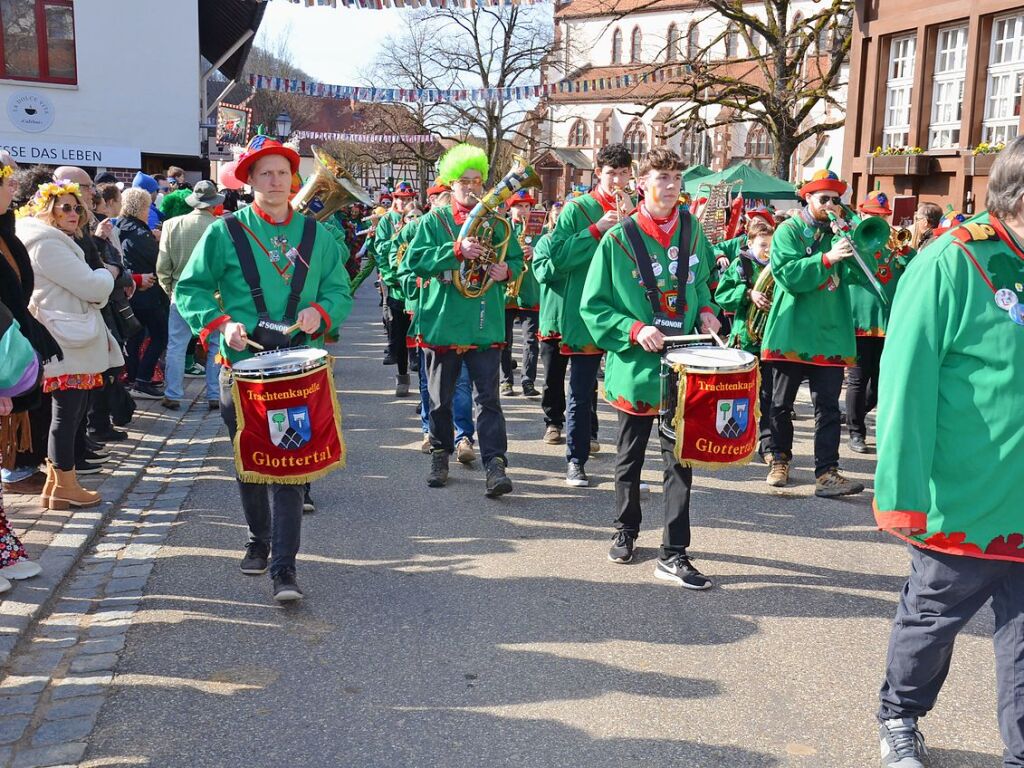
left=991, top=215, right=1024, bottom=262
left=452, top=199, right=474, bottom=226
left=252, top=203, right=293, bottom=226
left=636, top=203, right=678, bottom=249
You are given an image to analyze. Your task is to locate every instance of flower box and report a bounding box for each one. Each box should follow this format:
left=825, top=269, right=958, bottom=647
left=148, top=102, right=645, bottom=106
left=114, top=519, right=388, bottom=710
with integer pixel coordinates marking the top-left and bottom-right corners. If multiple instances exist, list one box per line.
left=868, top=155, right=931, bottom=175
left=963, top=153, right=997, bottom=176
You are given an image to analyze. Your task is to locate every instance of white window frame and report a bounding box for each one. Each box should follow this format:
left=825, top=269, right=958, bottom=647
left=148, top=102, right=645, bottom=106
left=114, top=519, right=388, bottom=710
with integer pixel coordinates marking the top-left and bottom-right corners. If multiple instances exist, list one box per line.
left=928, top=25, right=968, bottom=149
left=983, top=11, right=1024, bottom=143
left=883, top=34, right=917, bottom=149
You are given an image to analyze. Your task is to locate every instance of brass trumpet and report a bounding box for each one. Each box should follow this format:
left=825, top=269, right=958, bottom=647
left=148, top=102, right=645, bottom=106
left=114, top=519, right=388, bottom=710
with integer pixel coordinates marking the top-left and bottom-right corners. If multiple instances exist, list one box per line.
left=888, top=226, right=912, bottom=252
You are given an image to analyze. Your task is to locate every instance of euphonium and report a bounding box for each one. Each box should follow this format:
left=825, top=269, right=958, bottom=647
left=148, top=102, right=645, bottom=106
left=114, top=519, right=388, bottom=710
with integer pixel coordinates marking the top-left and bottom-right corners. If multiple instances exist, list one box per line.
left=744, top=265, right=774, bottom=345
left=453, top=155, right=542, bottom=300
left=291, top=145, right=373, bottom=222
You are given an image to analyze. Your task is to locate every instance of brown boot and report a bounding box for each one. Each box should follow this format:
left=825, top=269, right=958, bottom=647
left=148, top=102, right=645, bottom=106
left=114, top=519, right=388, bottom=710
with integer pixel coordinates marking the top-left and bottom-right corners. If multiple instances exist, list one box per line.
left=48, top=466, right=101, bottom=510
left=39, top=462, right=56, bottom=507
left=766, top=458, right=790, bottom=488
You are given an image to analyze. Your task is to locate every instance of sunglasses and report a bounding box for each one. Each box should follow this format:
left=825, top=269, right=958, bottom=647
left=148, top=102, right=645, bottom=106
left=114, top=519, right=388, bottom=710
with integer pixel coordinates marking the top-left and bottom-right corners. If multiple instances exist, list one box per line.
left=57, top=203, right=85, bottom=215
left=816, top=195, right=841, bottom=205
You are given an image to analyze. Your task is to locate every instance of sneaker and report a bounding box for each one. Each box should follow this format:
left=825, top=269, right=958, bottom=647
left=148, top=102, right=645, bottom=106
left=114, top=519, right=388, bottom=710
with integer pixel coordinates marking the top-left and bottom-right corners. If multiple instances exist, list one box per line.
left=303, top=489, right=316, bottom=513
left=83, top=449, right=110, bottom=465
left=849, top=434, right=869, bottom=453
left=655, top=553, right=712, bottom=590
left=420, top=434, right=432, bottom=454
left=427, top=449, right=449, bottom=488
left=160, top=397, right=180, bottom=410
left=85, top=437, right=108, bottom=456
left=500, top=382, right=514, bottom=397
left=879, top=718, right=927, bottom=767
left=522, top=381, right=539, bottom=397
left=240, top=542, right=269, bottom=575
left=608, top=531, right=635, bottom=563
left=0, top=559, right=42, bottom=580
left=815, top=468, right=865, bottom=498
left=89, top=427, right=128, bottom=442
left=766, top=458, right=790, bottom=487
left=208, top=400, right=220, bottom=411
left=484, top=457, right=513, bottom=498
left=132, top=381, right=164, bottom=400
left=184, top=362, right=205, bottom=378
left=456, top=437, right=475, bottom=465
left=74, top=459, right=103, bottom=475
left=566, top=460, right=590, bottom=487
left=590, top=439, right=601, bottom=454
left=543, top=425, right=564, bottom=445
left=272, top=570, right=304, bottom=602
left=383, top=351, right=397, bottom=366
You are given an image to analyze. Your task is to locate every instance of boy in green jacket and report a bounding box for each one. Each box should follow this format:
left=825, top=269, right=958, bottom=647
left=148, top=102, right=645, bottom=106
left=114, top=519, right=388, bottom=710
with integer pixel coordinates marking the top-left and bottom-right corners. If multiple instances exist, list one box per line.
left=501, top=189, right=541, bottom=397
left=873, top=137, right=1024, bottom=768
left=580, top=147, right=720, bottom=590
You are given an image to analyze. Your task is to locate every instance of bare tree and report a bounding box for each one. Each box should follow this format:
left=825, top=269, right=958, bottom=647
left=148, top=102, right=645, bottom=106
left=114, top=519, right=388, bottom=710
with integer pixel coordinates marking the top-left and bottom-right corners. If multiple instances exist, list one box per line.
left=242, top=25, right=321, bottom=134
left=638, top=0, right=853, bottom=180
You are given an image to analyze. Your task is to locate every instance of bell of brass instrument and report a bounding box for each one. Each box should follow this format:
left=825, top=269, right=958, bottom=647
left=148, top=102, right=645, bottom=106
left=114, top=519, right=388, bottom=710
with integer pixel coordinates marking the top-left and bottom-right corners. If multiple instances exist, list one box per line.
left=291, top=145, right=373, bottom=221
left=888, top=226, right=912, bottom=252
left=453, top=155, right=542, bottom=300
left=744, top=264, right=774, bottom=345
left=827, top=207, right=891, bottom=303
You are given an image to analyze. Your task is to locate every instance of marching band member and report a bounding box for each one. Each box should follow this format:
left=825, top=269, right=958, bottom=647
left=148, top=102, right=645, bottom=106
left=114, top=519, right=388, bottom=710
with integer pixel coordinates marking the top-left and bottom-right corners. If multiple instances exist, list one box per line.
left=536, top=143, right=634, bottom=488
left=873, top=136, right=1024, bottom=768
left=760, top=168, right=865, bottom=498
left=846, top=190, right=913, bottom=453
left=176, top=135, right=352, bottom=602
left=501, top=189, right=541, bottom=397
left=714, top=215, right=777, bottom=462
left=580, top=148, right=720, bottom=589
left=400, top=144, right=523, bottom=497
left=372, top=182, right=417, bottom=389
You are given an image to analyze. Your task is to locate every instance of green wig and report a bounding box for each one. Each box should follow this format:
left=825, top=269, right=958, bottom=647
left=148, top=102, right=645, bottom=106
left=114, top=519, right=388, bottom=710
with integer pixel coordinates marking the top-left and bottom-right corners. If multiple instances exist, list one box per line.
left=437, top=143, right=488, bottom=184
left=159, top=189, right=193, bottom=220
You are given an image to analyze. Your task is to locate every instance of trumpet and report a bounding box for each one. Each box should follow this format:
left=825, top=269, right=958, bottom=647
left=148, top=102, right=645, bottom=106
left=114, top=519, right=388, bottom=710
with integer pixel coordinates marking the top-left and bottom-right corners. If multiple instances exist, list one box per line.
left=888, top=226, right=912, bottom=252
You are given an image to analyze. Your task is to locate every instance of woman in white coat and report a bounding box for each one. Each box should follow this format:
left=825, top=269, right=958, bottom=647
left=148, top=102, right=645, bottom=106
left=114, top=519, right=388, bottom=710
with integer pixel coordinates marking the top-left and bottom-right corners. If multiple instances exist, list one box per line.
left=16, top=180, right=124, bottom=509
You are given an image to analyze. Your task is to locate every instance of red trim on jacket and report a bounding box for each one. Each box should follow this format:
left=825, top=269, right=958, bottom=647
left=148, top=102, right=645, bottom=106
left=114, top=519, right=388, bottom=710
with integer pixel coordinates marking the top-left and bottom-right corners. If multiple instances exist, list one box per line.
left=310, top=302, right=331, bottom=330
left=628, top=320, right=646, bottom=344
left=199, top=314, right=231, bottom=347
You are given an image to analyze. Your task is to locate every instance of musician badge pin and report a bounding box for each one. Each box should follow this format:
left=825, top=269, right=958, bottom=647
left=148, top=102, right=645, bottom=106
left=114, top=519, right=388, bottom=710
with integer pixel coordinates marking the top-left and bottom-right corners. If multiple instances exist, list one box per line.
left=667, top=246, right=679, bottom=261
left=994, top=288, right=1018, bottom=311
left=716, top=398, right=750, bottom=439
left=267, top=406, right=312, bottom=450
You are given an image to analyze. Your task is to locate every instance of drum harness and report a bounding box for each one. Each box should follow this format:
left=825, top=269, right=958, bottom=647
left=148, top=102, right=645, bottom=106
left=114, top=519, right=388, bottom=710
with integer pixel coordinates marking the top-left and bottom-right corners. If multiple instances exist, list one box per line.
left=223, top=213, right=317, bottom=351
left=621, top=212, right=692, bottom=336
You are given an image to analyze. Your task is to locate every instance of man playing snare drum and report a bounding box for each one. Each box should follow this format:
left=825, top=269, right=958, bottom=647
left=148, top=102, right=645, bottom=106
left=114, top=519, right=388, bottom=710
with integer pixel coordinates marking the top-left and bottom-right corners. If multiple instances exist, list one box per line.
left=580, top=148, right=720, bottom=589
left=176, top=135, right=352, bottom=602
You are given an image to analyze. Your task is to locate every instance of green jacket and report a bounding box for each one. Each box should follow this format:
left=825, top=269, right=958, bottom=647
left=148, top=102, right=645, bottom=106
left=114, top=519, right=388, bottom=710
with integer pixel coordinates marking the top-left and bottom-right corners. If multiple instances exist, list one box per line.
left=849, top=244, right=914, bottom=337
left=351, top=209, right=400, bottom=293
left=175, top=206, right=353, bottom=366
left=379, top=217, right=415, bottom=303
left=399, top=205, right=524, bottom=349
left=874, top=212, right=1024, bottom=562
left=532, top=230, right=564, bottom=340
left=580, top=211, right=715, bottom=415
left=714, top=251, right=769, bottom=355
left=713, top=234, right=745, bottom=263
left=506, top=221, right=540, bottom=310
left=761, top=214, right=866, bottom=366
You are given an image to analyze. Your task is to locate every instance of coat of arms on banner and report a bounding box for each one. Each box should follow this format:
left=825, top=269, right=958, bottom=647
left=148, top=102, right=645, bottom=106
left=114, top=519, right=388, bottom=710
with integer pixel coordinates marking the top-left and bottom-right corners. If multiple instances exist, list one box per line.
left=268, top=407, right=312, bottom=450
left=716, top=398, right=749, bottom=439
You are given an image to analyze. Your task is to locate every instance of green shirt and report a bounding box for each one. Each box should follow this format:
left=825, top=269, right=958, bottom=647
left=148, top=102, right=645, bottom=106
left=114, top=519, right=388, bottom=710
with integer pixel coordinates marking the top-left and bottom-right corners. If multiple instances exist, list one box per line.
left=874, top=212, right=1024, bottom=562
left=506, top=221, right=540, bottom=310
left=532, top=230, right=564, bottom=340
left=580, top=211, right=715, bottom=415
left=175, top=205, right=353, bottom=366
left=849, top=244, right=914, bottom=337
left=399, top=205, right=524, bottom=349
left=714, top=252, right=769, bottom=355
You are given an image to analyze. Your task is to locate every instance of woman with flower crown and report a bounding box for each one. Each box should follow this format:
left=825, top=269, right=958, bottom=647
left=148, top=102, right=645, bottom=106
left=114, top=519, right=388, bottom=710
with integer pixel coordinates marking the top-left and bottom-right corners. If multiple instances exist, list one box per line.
left=15, top=179, right=124, bottom=510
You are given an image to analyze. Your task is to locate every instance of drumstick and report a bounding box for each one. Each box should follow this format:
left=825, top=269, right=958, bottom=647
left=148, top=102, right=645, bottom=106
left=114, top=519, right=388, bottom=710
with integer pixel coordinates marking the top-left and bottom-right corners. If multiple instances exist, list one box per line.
left=708, top=328, right=727, bottom=348
left=284, top=322, right=302, bottom=335
left=244, top=338, right=265, bottom=351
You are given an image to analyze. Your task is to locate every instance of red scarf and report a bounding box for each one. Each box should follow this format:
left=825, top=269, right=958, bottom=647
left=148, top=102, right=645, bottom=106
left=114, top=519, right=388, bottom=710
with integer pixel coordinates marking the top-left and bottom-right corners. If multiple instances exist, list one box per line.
left=452, top=198, right=474, bottom=226
left=252, top=203, right=293, bottom=226
left=591, top=185, right=617, bottom=213
left=636, top=203, right=678, bottom=249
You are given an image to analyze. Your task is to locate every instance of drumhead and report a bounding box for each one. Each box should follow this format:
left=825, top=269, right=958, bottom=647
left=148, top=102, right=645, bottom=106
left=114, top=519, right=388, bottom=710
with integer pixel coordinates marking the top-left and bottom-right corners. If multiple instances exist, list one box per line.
left=232, top=347, right=328, bottom=376
left=664, top=345, right=756, bottom=372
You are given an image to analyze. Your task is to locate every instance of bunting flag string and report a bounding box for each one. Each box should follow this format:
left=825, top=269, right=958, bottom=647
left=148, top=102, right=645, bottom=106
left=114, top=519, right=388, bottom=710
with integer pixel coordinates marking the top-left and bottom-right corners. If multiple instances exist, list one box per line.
left=287, top=0, right=547, bottom=8
left=292, top=130, right=435, bottom=143
left=248, top=65, right=690, bottom=105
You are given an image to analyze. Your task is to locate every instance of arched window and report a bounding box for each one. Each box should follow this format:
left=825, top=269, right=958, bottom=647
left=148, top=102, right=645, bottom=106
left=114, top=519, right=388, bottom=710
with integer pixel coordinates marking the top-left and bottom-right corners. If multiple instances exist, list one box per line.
left=667, top=23, right=679, bottom=61
left=623, top=119, right=648, bottom=158
left=568, top=119, right=590, bottom=147
left=687, top=23, right=700, bottom=59
left=745, top=125, right=774, bottom=157
left=631, top=26, right=643, bottom=62
left=749, top=29, right=763, bottom=56
left=725, top=23, right=739, bottom=58
left=680, top=128, right=706, bottom=165
left=788, top=13, right=804, bottom=55
left=611, top=28, right=623, bottom=64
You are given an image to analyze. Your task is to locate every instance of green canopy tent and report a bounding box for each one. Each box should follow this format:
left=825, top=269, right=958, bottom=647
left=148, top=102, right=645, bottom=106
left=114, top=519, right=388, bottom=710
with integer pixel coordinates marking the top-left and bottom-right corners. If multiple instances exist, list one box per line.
left=684, top=161, right=798, bottom=200
left=682, top=164, right=713, bottom=183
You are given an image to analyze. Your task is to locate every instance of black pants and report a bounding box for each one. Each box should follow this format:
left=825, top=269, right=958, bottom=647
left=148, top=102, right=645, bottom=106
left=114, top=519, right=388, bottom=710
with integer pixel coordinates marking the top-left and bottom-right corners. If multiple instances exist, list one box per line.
left=769, top=361, right=843, bottom=477
left=501, top=309, right=539, bottom=386
left=846, top=336, right=884, bottom=439
left=49, top=389, right=90, bottom=471
left=424, top=347, right=507, bottom=466
left=758, top=361, right=776, bottom=457
left=126, top=300, right=169, bottom=384
left=614, top=411, right=693, bottom=559
left=539, top=339, right=599, bottom=436
left=383, top=295, right=411, bottom=376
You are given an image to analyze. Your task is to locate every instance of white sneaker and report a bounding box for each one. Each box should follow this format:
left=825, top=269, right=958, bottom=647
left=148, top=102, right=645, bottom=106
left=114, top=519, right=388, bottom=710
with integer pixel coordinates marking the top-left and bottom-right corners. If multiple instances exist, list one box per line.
left=0, top=575, right=10, bottom=594
left=0, top=560, right=42, bottom=580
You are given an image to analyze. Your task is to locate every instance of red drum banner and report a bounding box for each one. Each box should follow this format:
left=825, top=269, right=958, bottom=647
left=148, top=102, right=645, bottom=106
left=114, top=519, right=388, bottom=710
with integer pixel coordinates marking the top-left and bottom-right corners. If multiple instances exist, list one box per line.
left=672, top=367, right=759, bottom=469
left=231, top=366, right=346, bottom=484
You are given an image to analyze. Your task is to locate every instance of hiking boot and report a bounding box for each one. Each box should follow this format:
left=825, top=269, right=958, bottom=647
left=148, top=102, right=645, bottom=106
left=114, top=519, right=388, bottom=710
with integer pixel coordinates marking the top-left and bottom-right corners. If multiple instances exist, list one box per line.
left=879, top=718, right=927, bottom=767
left=849, top=434, right=869, bottom=453
left=766, top=458, right=790, bottom=487
left=48, top=466, right=101, bottom=510
left=395, top=374, right=411, bottom=397
left=2, top=471, right=46, bottom=495
left=655, top=553, right=712, bottom=590
left=456, top=437, right=475, bottom=465
left=608, top=531, right=635, bottom=563
left=500, top=382, right=514, bottom=397
left=815, top=468, right=865, bottom=498
left=565, top=460, right=590, bottom=487
left=161, top=397, right=180, bottom=410
left=132, top=381, right=164, bottom=400
left=543, top=425, right=564, bottom=445
left=420, top=434, right=432, bottom=454
left=427, top=449, right=449, bottom=488
left=484, top=458, right=512, bottom=498
left=522, top=381, right=539, bottom=397
left=240, top=542, right=269, bottom=574
left=272, top=570, right=304, bottom=602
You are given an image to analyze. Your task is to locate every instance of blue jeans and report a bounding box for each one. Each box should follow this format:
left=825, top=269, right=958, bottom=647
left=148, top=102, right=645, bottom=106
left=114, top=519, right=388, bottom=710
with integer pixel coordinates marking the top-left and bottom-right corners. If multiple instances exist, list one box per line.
left=566, top=354, right=602, bottom=464
left=418, top=348, right=473, bottom=443
left=165, top=302, right=221, bottom=402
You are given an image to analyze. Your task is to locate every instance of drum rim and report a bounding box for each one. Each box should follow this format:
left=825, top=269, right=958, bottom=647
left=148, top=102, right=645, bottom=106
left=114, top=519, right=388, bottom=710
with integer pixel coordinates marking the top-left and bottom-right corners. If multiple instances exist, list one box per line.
left=663, top=346, right=756, bottom=372
left=231, top=347, right=329, bottom=378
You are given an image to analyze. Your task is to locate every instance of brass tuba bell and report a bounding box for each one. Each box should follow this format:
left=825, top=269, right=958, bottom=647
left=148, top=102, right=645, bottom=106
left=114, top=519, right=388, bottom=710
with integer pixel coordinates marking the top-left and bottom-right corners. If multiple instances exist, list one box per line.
left=291, top=145, right=373, bottom=221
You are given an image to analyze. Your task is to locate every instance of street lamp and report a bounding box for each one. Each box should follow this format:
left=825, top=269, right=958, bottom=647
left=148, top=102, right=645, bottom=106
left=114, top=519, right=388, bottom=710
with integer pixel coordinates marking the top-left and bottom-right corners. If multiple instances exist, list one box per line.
left=275, top=110, right=292, bottom=141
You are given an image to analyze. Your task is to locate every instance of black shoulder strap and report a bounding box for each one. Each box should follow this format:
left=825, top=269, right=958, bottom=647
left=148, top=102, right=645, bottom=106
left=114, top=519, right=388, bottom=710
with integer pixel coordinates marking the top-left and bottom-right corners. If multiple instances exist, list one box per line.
left=223, top=213, right=269, bottom=320
left=677, top=210, right=692, bottom=308
left=622, top=217, right=661, bottom=317
left=284, top=216, right=316, bottom=323
left=738, top=252, right=754, bottom=287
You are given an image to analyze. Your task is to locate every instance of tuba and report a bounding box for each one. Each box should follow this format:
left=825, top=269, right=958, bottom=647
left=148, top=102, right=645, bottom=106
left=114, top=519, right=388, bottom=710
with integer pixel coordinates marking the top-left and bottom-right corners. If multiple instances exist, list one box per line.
left=291, top=145, right=373, bottom=221
left=744, top=265, right=774, bottom=345
left=453, top=155, right=542, bottom=300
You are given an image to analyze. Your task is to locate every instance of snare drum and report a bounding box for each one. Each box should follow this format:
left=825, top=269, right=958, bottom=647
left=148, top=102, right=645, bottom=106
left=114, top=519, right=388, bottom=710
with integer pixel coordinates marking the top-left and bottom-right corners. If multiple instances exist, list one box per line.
left=230, top=348, right=346, bottom=484
left=660, top=345, right=759, bottom=469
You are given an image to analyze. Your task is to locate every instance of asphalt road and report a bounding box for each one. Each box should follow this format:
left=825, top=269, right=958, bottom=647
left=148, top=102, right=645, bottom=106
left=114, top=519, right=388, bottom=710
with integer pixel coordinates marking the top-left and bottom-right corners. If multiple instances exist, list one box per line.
left=82, top=288, right=1004, bottom=768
